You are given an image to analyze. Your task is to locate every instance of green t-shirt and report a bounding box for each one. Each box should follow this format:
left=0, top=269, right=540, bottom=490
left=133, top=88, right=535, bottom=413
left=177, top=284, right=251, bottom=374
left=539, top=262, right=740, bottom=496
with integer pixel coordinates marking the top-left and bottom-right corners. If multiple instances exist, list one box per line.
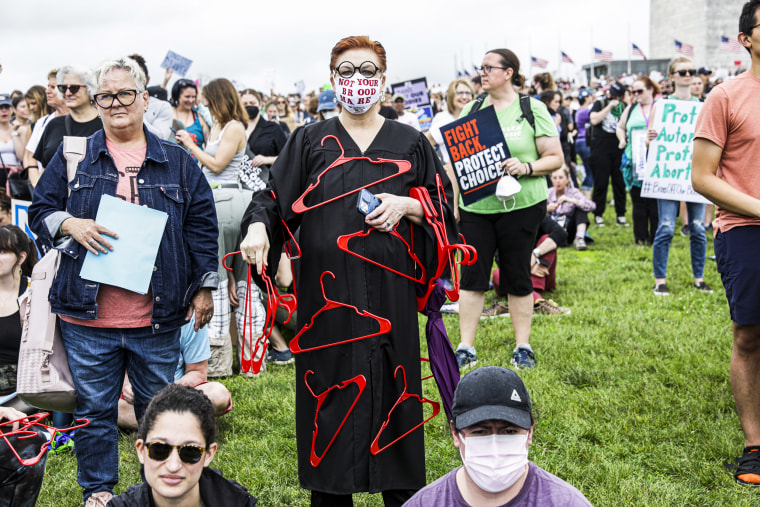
left=458, top=96, right=557, bottom=214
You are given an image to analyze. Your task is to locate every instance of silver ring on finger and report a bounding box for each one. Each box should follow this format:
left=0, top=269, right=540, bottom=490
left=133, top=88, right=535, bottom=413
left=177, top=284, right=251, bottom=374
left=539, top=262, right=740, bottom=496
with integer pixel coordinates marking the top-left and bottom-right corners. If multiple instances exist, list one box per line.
left=385, top=221, right=392, bottom=230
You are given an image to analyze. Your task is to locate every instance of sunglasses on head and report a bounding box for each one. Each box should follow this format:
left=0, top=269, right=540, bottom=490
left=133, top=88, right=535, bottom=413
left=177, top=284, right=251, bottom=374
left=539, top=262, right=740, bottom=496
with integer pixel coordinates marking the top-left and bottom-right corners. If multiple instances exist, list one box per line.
left=145, top=442, right=206, bottom=464
left=675, top=69, right=696, bottom=77
left=57, top=84, right=83, bottom=95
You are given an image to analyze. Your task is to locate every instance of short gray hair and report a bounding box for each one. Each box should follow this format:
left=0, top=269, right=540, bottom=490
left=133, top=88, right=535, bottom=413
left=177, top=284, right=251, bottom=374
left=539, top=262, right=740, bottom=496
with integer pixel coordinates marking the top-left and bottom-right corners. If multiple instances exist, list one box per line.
left=57, top=65, right=97, bottom=99
left=94, top=57, right=147, bottom=93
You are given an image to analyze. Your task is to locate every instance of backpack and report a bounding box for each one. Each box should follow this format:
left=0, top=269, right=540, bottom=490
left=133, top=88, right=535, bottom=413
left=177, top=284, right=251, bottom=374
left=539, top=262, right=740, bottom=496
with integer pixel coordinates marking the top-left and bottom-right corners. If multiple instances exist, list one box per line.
left=468, top=93, right=536, bottom=131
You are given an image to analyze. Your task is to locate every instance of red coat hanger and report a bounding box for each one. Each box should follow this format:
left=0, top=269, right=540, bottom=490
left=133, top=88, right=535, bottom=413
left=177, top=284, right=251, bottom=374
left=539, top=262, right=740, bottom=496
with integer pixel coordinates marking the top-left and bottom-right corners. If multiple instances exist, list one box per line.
left=336, top=226, right=426, bottom=284
left=291, top=135, right=411, bottom=214
left=303, top=370, right=367, bottom=467
left=0, top=413, right=90, bottom=467
left=222, top=252, right=297, bottom=374
left=289, top=271, right=391, bottom=354
left=369, top=365, right=440, bottom=455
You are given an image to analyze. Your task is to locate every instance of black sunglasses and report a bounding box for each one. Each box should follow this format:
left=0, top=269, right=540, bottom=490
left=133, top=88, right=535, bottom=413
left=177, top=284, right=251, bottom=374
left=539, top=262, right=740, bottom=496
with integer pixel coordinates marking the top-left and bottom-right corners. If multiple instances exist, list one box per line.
left=675, top=69, right=697, bottom=77
left=631, top=89, right=645, bottom=95
left=93, top=89, right=139, bottom=109
left=57, top=84, right=83, bottom=95
left=334, top=61, right=382, bottom=79
left=145, top=442, right=206, bottom=464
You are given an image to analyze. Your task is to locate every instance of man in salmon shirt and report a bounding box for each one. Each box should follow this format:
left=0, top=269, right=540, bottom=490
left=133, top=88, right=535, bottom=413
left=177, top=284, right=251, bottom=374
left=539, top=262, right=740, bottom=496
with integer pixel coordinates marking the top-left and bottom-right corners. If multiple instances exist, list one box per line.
left=692, top=0, right=760, bottom=486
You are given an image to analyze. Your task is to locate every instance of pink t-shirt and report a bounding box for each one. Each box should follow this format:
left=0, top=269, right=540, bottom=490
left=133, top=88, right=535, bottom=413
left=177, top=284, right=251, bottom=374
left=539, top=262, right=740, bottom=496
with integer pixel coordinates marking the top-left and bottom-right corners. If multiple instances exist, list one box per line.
left=61, top=140, right=153, bottom=328
left=694, top=71, right=760, bottom=233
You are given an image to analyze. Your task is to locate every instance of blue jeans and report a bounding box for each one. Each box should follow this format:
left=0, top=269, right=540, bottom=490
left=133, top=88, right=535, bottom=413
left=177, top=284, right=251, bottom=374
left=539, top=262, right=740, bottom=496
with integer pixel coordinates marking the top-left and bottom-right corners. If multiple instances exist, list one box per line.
left=652, top=199, right=707, bottom=279
left=576, top=140, right=592, bottom=190
left=59, top=321, right=180, bottom=500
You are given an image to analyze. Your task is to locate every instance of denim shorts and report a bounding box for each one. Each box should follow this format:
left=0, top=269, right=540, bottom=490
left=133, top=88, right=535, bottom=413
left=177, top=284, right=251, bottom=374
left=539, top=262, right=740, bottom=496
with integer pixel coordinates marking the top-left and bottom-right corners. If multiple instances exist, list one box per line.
left=714, top=226, right=760, bottom=325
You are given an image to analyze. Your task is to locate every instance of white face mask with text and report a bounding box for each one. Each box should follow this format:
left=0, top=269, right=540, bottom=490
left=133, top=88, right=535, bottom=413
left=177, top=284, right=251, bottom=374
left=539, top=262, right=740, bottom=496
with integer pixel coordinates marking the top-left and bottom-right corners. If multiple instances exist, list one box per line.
left=459, top=432, right=529, bottom=493
left=334, top=75, right=383, bottom=115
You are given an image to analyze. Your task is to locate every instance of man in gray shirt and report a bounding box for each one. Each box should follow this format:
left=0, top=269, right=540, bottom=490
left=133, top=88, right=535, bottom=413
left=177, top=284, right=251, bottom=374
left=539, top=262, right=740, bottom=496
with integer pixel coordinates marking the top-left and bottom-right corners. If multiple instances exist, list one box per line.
left=404, top=366, right=591, bottom=506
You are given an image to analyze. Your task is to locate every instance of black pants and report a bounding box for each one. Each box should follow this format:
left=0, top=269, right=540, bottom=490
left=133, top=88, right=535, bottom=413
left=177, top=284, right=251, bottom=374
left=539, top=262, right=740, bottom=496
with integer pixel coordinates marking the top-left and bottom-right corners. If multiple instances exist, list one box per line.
left=310, top=489, right=417, bottom=507
left=590, top=141, right=626, bottom=218
left=630, top=185, right=658, bottom=244
left=0, top=431, right=48, bottom=507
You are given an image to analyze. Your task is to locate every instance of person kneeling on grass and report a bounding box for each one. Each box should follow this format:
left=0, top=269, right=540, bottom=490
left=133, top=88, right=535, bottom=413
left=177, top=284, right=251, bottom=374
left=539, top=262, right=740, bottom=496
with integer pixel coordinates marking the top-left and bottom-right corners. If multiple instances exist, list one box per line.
left=118, top=319, right=232, bottom=430
left=403, top=366, right=591, bottom=507
left=109, top=384, right=256, bottom=507
left=484, top=215, right=570, bottom=319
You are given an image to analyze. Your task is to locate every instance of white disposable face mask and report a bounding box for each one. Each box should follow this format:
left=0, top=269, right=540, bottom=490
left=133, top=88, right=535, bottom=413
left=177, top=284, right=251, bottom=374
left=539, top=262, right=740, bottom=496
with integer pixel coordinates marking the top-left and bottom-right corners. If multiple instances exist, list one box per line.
left=333, top=74, right=383, bottom=115
left=459, top=432, right=529, bottom=493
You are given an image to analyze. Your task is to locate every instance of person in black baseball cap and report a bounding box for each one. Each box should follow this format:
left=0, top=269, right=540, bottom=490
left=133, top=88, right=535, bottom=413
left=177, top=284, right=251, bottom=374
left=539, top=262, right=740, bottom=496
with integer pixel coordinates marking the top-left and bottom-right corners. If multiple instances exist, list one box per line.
left=404, top=366, right=591, bottom=506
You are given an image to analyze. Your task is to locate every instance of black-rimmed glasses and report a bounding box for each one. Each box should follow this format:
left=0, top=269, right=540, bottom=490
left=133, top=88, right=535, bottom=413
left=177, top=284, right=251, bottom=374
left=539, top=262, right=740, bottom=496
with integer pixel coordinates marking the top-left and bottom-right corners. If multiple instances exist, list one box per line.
left=333, top=61, right=382, bottom=79
left=57, top=85, right=83, bottom=95
left=675, top=69, right=697, bottom=77
left=631, top=89, right=645, bottom=95
left=477, top=65, right=508, bottom=75
left=145, top=442, right=206, bottom=464
left=93, top=89, right=140, bottom=109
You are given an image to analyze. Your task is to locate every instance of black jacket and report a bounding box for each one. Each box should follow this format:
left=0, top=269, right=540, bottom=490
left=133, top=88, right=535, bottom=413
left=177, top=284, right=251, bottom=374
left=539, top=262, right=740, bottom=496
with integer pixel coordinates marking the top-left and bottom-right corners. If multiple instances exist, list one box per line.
left=108, top=468, right=257, bottom=507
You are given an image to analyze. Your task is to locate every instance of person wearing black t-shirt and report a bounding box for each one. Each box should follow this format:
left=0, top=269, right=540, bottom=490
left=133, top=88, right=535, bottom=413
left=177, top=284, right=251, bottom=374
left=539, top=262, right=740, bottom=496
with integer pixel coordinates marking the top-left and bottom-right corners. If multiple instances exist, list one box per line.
left=34, top=66, right=102, bottom=170
left=589, top=82, right=628, bottom=227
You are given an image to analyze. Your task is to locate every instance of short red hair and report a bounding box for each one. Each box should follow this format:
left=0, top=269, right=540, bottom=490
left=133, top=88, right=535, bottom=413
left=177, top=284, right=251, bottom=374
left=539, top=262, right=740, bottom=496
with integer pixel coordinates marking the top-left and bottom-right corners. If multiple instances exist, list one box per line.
left=329, top=36, right=387, bottom=73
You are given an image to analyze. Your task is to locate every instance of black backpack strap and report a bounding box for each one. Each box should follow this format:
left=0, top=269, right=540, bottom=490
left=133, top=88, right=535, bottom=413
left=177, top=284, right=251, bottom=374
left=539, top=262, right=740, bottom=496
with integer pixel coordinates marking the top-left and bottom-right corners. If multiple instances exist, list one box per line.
left=518, top=94, right=535, bottom=131
left=467, top=93, right=488, bottom=115
left=65, top=114, right=73, bottom=136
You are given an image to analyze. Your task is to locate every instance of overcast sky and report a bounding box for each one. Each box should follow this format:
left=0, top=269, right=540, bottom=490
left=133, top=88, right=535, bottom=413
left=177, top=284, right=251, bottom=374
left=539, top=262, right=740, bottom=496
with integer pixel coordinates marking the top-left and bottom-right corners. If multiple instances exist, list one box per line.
left=0, top=0, right=650, bottom=95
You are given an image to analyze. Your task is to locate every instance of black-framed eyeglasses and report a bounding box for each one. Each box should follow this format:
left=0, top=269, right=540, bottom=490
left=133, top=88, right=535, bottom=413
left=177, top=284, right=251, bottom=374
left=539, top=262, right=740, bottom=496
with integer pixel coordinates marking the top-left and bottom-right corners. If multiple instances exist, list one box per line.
left=145, top=442, right=206, bottom=464
left=675, top=69, right=697, bottom=77
left=631, top=89, right=645, bottom=95
left=478, top=65, right=508, bottom=75
left=333, top=61, right=382, bottom=79
left=93, top=89, right=140, bottom=109
left=57, top=85, right=83, bottom=95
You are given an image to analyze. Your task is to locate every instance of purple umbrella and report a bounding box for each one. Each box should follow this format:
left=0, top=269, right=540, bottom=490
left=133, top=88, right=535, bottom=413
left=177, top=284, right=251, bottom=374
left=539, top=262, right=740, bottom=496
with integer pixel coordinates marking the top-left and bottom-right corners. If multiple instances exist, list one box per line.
left=418, top=278, right=460, bottom=419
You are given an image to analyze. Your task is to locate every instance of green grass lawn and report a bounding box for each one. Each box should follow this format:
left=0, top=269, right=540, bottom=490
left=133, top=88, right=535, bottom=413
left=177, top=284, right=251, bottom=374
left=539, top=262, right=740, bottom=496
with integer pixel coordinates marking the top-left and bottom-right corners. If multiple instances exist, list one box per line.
left=36, top=208, right=759, bottom=506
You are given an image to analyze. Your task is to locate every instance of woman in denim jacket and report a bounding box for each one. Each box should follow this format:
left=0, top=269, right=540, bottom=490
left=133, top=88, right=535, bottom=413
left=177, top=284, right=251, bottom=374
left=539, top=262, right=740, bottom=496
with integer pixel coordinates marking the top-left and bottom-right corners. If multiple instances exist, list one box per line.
left=28, top=56, right=218, bottom=507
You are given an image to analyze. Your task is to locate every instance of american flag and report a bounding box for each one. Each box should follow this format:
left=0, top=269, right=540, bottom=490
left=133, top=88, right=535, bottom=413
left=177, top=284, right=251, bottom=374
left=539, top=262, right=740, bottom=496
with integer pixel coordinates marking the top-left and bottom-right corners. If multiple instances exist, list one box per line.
left=632, top=43, right=647, bottom=60
left=674, top=40, right=694, bottom=56
left=720, top=35, right=742, bottom=53
left=531, top=56, right=548, bottom=69
left=561, top=51, right=574, bottom=64
left=594, top=48, right=613, bottom=63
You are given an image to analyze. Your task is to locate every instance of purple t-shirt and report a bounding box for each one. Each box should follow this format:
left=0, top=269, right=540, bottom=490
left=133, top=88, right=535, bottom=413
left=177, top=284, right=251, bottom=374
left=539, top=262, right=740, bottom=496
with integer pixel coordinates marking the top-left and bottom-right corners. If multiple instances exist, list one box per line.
left=575, top=108, right=591, bottom=140
left=403, top=463, right=592, bottom=507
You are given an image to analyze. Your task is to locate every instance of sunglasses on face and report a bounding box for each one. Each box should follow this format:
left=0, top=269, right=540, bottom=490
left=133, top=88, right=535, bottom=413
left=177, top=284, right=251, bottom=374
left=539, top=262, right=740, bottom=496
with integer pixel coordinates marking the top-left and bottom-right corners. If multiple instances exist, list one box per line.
left=631, top=89, right=645, bottom=95
left=57, top=85, right=83, bottom=95
left=675, top=69, right=696, bottom=77
left=93, top=89, right=139, bottom=109
left=145, top=442, right=206, bottom=464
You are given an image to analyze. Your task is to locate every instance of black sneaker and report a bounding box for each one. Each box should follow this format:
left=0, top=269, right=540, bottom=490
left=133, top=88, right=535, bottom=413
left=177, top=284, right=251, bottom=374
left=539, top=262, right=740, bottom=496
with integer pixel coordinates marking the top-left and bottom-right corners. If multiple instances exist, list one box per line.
left=653, top=283, right=670, bottom=296
left=694, top=281, right=714, bottom=293
left=725, top=447, right=760, bottom=486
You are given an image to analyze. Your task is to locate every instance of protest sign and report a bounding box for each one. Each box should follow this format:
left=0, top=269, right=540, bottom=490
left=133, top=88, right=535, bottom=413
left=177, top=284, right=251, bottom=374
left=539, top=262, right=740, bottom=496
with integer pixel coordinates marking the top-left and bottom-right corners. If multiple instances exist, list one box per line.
left=441, top=106, right=510, bottom=205
left=414, top=105, right=434, bottom=132
left=641, top=100, right=710, bottom=203
left=160, top=50, right=193, bottom=77
left=390, top=78, right=430, bottom=109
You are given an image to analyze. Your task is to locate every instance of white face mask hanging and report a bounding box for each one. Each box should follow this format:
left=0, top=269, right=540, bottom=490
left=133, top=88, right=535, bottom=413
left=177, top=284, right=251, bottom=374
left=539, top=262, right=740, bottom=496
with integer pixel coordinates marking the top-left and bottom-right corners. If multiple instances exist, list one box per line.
left=495, top=173, right=521, bottom=212
left=459, top=432, right=529, bottom=493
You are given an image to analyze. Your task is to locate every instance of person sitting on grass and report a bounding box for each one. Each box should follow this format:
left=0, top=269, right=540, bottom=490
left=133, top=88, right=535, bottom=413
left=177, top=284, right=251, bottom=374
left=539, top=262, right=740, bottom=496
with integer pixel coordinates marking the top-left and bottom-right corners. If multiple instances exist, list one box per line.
left=403, top=366, right=592, bottom=506
left=118, top=319, right=232, bottom=430
left=486, top=215, right=570, bottom=318
left=109, top=384, right=257, bottom=506
left=547, top=166, right=596, bottom=251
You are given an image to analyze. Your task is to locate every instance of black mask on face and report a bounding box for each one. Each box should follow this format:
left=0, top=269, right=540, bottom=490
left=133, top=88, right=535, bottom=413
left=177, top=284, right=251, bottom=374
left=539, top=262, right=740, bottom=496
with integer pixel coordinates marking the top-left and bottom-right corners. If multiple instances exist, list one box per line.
left=245, top=105, right=260, bottom=120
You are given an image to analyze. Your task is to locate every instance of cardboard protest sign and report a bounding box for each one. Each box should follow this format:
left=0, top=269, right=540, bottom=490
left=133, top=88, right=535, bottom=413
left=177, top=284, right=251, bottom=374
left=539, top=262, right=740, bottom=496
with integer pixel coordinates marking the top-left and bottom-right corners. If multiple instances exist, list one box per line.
left=160, top=50, right=193, bottom=77
left=441, top=106, right=511, bottom=205
left=641, top=100, right=710, bottom=204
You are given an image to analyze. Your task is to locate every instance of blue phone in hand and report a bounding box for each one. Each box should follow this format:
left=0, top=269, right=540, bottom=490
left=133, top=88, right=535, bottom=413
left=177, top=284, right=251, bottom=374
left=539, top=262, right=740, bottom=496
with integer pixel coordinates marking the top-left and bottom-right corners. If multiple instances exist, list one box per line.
left=357, top=189, right=381, bottom=215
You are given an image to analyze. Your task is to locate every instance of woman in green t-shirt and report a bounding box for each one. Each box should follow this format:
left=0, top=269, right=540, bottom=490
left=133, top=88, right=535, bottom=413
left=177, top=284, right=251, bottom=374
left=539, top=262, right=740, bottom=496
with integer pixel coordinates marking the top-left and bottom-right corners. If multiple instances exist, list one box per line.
left=455, top=49, right=564, bottom=370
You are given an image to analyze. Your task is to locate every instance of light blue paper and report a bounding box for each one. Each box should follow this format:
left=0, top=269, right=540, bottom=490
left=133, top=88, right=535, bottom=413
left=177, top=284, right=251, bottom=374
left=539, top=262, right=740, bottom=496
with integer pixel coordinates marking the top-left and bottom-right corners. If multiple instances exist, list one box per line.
left=80, top=195, right=168, bottom=294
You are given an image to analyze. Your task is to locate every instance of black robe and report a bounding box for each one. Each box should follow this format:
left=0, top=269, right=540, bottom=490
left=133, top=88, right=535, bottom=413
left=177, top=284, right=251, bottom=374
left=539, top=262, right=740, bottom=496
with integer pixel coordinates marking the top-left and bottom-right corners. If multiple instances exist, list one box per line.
left=241, top=117, right=455, bottom=495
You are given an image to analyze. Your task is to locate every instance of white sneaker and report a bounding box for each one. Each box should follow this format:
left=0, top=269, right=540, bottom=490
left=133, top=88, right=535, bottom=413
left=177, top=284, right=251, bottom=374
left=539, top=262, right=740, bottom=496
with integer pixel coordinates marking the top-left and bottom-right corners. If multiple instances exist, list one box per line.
left=594, top=216, right=605, bottom=227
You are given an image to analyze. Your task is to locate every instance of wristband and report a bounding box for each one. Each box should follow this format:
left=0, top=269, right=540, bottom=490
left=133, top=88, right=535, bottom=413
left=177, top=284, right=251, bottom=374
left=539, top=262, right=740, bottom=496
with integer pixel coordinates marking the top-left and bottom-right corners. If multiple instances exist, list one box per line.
left=527, top=162, right=534, bottom=175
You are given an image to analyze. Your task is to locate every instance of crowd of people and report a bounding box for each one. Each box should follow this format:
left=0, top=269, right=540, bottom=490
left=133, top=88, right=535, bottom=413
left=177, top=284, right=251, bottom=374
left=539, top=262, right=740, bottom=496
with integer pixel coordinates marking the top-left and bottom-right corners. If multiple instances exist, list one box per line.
left=1, top=1, right=760, bottom=503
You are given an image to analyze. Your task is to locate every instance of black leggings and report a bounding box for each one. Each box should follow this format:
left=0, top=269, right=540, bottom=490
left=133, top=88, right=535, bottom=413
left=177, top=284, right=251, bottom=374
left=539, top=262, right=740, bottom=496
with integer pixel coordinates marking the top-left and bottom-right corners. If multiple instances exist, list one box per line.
left=590, top=142, right=626, bottom=218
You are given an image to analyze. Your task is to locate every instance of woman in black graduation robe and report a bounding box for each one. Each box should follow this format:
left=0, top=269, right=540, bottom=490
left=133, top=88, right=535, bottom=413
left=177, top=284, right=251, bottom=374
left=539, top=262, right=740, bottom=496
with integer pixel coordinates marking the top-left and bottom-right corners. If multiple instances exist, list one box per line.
left=240, top=37, right=456, bottom=506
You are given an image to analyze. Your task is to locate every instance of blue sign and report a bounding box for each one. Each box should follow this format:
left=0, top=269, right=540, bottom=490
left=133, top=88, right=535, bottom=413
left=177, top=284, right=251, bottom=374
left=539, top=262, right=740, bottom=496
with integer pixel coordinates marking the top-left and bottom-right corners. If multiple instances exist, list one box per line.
left=161, top=50, right=193, bottom=77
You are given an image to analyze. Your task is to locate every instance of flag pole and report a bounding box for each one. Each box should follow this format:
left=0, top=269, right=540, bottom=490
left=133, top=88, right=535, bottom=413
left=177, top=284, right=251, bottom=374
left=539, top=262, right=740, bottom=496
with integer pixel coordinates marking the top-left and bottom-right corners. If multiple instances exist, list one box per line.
left=590, top=28, right=595, bottom=82
left=627, top=24, right=632, bottom=75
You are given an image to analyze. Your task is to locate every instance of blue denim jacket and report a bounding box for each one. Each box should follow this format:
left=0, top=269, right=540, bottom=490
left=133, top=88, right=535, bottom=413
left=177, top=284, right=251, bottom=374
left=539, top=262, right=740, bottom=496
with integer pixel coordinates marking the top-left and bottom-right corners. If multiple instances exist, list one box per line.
left=29, top=127, right=219, bottom=332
